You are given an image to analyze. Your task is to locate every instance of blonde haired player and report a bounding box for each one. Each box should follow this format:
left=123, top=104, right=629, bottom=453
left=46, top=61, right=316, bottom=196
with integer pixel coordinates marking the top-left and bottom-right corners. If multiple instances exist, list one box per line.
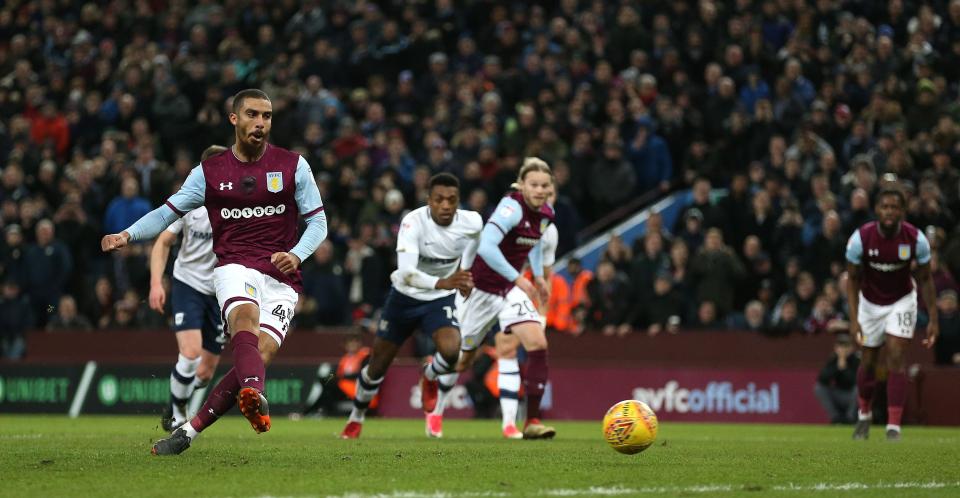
left=421, top=157, right=555, bottom=439
left=492, top=185, right=559, bottom=439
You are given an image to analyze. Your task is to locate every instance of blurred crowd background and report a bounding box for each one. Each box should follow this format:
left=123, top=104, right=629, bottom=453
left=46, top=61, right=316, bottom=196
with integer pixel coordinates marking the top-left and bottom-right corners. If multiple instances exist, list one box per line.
left=0, top=0, right=959, bottom=365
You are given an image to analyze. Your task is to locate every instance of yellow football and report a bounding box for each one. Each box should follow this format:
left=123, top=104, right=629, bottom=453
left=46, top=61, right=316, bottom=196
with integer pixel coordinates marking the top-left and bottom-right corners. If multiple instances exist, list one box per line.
left=602, top=400, right=659, bottom=454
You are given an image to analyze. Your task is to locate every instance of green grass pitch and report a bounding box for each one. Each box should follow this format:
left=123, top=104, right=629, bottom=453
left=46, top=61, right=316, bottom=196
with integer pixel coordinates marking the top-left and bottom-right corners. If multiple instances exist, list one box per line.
left=1, top=415, right=959, bottom=497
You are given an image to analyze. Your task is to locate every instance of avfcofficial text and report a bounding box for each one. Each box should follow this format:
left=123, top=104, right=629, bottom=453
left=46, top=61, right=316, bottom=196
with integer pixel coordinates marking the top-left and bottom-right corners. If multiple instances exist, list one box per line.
left=632, top=381, right=780, bottom=414
left=221, top=204, right=286, bottom=220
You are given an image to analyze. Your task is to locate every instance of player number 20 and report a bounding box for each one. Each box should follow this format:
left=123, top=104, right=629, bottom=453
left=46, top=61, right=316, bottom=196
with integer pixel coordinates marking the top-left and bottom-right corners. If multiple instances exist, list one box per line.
left=512, top=301, right=536, bottom=317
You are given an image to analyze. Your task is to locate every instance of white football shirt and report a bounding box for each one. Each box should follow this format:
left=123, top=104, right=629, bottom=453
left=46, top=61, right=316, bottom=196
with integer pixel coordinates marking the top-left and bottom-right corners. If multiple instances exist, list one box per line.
left=391, top=206, right=483, bottom=301
left=167, top=207, right=216, bottom=295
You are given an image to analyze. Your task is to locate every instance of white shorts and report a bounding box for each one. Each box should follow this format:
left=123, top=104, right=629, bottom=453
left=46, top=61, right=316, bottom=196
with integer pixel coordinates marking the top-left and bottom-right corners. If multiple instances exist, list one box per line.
left=455, top=287, right=544, bottom=351
left=214, top=264, right=299, bottom=347
left=857, top=290, right=917, bottom=348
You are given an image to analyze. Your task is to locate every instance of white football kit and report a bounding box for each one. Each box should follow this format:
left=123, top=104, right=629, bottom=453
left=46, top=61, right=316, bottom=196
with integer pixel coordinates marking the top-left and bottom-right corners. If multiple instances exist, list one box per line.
left=391, top=206, right=484, bottom=301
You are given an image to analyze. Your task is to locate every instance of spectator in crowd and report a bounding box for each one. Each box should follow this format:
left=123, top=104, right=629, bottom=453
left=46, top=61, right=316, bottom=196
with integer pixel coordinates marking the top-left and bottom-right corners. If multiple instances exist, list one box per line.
left=642, top=271, right=683, bottom=336
left=803, top=294, right=845, bottom=335
left=767, top=297, right=803, bottom=337
left=814, top=334, right=860, bottom=424
left=690, top=228, right=746, bottom=319
left=935, top=290, right=960, bottom=366
left=24, top=219, right=72, bottom=327
left=301, top=240, right=350, bottom=327
left=689, top=300, right=724, bottom=330
left=728, top=300, right=768, bottom=332
left=0, top=279, right=33, bottom=359
left=103, top=177, right=151, bottom=236
left=46, top=295, right=93, bottom=332
left=586, top=261, right=632, bottom=337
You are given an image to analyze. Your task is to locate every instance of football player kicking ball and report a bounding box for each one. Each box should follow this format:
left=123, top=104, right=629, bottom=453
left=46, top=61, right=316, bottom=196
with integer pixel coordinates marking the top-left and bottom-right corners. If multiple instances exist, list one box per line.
left=102, top=89, right=327, bottom=455
left=422, top=158, right=555, bottom=439
left=492, top=186, right=559, bottom=439
left=150, top=145, right=228, bottom=432
left=845, top=185, right=938, bottom=441
left=340, top=173, right=482, bottom=439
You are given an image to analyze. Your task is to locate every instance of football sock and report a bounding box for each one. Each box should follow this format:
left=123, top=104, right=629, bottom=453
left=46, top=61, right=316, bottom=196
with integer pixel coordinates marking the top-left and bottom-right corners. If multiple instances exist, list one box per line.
left=498, top=358, right=520, bottom=429
left=423, top=351, right=456, bottom=381
left=190, top=368, right=241, bottom=433
left=348, top=366, right=383, bottom=423
left=886, top=370, right=907, bottom=428
left=170, top=354, right=200, bottom=421
left=232, top=331, right=265, bottom=393
left=432, top=372, right=459, bottom=416
left=855, top=364, right=876, bottom=417
left=524, top=349, right=548, bottom=421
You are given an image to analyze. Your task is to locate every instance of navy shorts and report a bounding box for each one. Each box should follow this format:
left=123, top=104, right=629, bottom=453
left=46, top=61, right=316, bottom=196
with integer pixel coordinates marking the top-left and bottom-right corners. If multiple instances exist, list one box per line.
left=377, top=287, right=458, bottom=346
left=171, top=278, right=225, bottom=354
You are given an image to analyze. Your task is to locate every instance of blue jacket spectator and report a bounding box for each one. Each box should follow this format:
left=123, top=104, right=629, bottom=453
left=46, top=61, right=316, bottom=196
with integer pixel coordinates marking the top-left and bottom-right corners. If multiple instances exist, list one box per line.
left=103, top=177, right=152, bottom=236
left=627, top=117, right=673, bottom=194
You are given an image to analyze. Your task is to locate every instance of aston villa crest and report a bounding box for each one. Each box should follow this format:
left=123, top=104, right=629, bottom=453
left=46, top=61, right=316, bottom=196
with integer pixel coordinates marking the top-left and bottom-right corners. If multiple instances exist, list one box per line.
left=267, top=171, right=283, bottom=193
left=898, top=244, right=911, bottom=261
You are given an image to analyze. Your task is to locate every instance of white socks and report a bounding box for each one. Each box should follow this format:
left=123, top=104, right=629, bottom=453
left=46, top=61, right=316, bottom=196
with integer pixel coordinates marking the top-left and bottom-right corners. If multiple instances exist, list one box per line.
left=432, top=372, right=459, bottom=416
left=498, top=358, right=521, bottom=429
left=171, top=354, right=201, bottom=421
left=349, top=366, right=383, bottom=423
left=423, top=351, right=457, bottom=381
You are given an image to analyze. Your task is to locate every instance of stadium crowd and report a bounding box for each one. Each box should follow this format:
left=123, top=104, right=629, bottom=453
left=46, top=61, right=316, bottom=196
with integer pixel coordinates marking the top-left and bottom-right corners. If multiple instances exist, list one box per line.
left=0, top=0, right=959, bottom=365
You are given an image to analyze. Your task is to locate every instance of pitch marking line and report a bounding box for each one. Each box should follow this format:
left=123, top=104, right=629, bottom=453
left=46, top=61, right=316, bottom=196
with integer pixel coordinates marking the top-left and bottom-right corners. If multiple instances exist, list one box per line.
left=261, top=481, right=960, bottom=498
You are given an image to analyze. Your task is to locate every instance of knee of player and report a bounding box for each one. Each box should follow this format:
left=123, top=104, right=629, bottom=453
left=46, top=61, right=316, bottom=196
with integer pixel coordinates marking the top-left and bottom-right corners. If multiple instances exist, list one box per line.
left=495, top=343, right=518, bottom=359
left=195, top=364, right=215, bottom=383
left=525, top=337, right=548, bottom=351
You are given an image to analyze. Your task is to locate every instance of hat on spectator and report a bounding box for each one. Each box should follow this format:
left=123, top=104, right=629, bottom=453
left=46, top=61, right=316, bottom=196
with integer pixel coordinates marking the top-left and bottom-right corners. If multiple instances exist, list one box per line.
left=4, top=224, right=22, bottom=235
left=685, top=208, right=704, bottom=221
left=940, top=289, right=958, bottom=302
left=835, top=333, right=853, bottom=346
left=429, top=52, right=448, bottom=65
left=398, top=70, right=414, bottom=83
left=812, top=100, right=828, bottom=112
left=877, top=24, right=895, bottom=39
left=834, top=104, right=851, bottom=120
left=917, top=78, right=936, bottom=94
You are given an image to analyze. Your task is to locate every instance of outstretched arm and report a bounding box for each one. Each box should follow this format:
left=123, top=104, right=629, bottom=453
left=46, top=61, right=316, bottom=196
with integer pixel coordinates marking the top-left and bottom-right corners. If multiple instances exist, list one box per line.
left=102, top=166, right=205, bottom=251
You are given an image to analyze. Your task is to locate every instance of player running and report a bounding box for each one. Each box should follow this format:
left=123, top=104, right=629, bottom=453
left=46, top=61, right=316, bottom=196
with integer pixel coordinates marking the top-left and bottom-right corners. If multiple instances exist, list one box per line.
left=339, top=173, right=482, bottom=439
left=845, top=185, right=938, bottom=441
left=102, top=89, right=327, bottom=455
left=150, top=145, right=228, bottom=432
left=423, top=157, right=554, bottom=439
left=492, top=186, right=559, bottom=439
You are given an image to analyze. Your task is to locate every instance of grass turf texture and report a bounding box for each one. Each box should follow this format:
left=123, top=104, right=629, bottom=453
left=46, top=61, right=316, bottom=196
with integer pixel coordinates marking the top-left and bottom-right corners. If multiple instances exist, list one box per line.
left=1, top=416, right=959, bottom=498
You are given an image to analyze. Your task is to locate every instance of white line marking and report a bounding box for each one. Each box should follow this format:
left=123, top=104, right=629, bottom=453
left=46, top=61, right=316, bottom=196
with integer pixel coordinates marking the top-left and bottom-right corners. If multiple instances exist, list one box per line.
left=68, top=361, right=97, bottom=418
left=257, top=481, right=960, bottom=498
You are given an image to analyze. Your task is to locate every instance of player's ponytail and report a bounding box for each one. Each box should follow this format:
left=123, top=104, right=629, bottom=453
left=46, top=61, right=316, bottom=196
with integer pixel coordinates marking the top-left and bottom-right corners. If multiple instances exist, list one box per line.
left=512, top=157, right=553, bottom=190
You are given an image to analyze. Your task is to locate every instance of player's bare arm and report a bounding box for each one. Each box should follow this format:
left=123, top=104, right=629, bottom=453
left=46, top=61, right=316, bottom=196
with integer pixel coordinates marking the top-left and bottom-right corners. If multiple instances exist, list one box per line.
left=437, top=269, right=473, bottom=294
left=914, top=262, right=939, bottom=348
left=845, top=262, right=862, bottom=345
left=148, top=230, right=178, bottom=312
left=271, top=252, right=301, bottom=275
left=101, top=231, right=131, bottom=252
